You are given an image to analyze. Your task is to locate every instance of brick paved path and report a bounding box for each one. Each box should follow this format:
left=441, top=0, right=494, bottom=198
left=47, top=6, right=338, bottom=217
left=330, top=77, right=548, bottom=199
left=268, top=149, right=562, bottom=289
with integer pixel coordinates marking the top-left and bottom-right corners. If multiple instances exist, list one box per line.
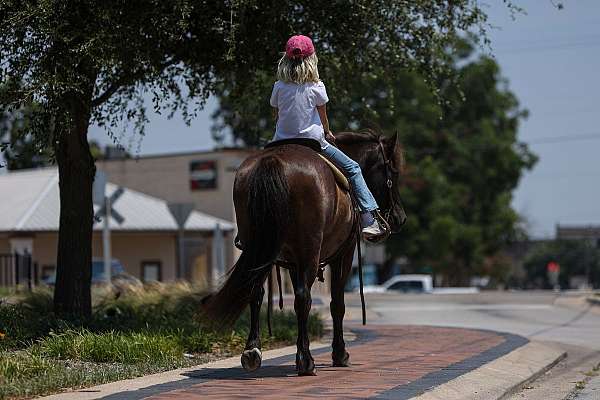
left=106, top=325, right=527, bottom=400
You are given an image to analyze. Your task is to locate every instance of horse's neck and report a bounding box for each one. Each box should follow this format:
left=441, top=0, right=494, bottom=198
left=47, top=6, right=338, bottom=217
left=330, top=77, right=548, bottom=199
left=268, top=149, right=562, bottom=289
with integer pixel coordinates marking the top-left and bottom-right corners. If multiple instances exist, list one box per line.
left=338, top=142, right=374, bottom=170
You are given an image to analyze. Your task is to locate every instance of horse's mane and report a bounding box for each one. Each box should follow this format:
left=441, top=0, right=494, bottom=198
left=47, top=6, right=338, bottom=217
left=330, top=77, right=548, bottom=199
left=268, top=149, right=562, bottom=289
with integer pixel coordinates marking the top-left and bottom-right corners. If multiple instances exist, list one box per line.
left=334, top=129, right=381, bottom=145
left=335, top=129, right=405, bottom=173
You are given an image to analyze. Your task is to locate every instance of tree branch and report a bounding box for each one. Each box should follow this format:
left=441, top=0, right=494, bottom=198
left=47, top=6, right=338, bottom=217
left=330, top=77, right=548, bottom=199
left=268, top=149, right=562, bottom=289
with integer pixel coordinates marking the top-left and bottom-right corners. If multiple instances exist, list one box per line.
left=91, top=59, right=177, bottom=108
left=91, top=80, right=123, bottom=108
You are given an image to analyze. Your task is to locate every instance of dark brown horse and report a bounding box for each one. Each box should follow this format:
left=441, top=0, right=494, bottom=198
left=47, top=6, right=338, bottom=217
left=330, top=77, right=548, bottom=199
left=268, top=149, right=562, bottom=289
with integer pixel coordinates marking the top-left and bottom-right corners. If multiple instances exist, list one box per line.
left=203, top=130, right=406, bottom=376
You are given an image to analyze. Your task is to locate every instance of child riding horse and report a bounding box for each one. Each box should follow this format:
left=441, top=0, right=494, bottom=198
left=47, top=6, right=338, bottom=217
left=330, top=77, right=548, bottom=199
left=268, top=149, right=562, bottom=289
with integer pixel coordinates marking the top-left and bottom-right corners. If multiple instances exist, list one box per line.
left=270, top=35, right=387, bottom=242
left=203, top=36, right=407, bottom=376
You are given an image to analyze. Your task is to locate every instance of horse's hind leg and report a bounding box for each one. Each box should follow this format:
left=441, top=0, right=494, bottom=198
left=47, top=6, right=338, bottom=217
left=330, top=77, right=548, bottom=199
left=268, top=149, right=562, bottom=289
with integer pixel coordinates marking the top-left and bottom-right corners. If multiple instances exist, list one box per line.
left=291, top=264, right=318, bottom=376
left=241, top=285, right=264, bottom=372
left=330, top=247, right=354, bottom=367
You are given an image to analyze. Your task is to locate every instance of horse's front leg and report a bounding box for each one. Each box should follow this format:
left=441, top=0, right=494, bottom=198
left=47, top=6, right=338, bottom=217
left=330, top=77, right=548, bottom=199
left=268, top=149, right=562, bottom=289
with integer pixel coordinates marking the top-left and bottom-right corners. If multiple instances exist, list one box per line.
left=330, top=247, right=354, bottom=367
left=241, top=285, right=264, bottom=372
left=291, top=265, right=317, bottom=376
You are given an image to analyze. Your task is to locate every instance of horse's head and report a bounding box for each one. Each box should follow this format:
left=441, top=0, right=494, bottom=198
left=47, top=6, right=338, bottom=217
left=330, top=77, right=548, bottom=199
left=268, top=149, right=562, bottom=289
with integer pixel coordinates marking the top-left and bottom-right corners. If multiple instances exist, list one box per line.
left=336, top=130, right=407, bottom=233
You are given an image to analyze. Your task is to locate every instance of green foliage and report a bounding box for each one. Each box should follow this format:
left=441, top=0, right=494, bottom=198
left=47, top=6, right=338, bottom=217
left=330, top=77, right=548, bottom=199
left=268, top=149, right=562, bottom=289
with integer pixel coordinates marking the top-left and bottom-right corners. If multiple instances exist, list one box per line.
left=0, top=83, right=52, bottom=170
left=0, top=284, right=324, bottom=398
left=35, top=330, right=183, bottom=364
left=0, top=284, right=323, bottom=352
left=0, top=350, right=51, bottom=382
left=214, top=38, right=537, bottom=285
left=0, top=291, right=66, bottom=351
left=1, top=1, right=496, bottom=152
left=523, top=240, right=600, bottom=289
left=1, top=0, right=503, bottom=316
left=0, top=348, right=194, bottom=400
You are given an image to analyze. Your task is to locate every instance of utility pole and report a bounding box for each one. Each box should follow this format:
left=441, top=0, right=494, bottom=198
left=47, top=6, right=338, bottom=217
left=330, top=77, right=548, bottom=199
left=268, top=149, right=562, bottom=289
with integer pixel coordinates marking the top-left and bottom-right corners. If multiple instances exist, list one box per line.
left=94, top=171, right=125, bottom=284
left=102, top=195, right=112, bottom=283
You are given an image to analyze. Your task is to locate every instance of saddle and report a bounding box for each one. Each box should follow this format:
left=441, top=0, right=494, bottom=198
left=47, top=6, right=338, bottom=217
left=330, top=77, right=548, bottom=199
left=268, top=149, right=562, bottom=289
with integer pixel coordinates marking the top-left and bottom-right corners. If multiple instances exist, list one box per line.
left=265, top=138, right=350, bottom=192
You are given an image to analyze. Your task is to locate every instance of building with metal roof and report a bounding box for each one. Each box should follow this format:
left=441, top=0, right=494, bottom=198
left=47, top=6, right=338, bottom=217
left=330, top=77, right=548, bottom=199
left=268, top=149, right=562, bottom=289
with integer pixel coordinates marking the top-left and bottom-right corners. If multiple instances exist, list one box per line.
left=0, top=167, right=234, bottom=288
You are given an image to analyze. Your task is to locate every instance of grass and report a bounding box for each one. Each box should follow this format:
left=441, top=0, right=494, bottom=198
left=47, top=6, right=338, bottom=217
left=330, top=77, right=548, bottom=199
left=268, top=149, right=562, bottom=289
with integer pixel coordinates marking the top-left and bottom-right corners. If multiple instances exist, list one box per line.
left=0, top=349, right=197, bottom=399
left=36, top=330, right=184, bottom=364
left=0, top=288, right=15, bottom=299
left=0, top=283, right=324, bottom=399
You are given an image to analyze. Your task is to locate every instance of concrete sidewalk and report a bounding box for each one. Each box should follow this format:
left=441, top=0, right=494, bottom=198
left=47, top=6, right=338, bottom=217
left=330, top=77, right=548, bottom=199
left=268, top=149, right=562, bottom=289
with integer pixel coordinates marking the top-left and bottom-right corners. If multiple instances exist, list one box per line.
left=41, top=324, right=565, bottom=400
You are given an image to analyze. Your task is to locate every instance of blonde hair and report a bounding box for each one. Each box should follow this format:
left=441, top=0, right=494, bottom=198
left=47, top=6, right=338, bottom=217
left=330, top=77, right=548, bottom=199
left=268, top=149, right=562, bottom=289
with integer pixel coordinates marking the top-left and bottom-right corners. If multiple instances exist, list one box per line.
left=276, top=53, right=320, bottom=84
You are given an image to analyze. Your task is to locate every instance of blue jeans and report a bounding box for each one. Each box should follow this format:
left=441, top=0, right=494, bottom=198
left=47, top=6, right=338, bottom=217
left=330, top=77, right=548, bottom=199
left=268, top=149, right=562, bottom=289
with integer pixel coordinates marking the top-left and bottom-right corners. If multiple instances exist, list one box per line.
left=322, top=145, right=379, bottom=212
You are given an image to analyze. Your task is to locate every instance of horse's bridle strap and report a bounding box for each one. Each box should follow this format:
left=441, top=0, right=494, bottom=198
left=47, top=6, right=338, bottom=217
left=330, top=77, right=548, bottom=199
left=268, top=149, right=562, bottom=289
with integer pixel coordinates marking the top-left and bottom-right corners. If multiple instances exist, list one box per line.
left=377, top=139, right=397, bottom=223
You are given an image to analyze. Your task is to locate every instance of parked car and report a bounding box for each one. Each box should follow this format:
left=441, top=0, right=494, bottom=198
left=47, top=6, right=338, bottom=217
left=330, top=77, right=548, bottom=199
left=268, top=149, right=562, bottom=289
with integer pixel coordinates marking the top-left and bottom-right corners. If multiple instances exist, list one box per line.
left=43, top=259, right=142, bottom=286
left=361, top=274, right=434, bottom=294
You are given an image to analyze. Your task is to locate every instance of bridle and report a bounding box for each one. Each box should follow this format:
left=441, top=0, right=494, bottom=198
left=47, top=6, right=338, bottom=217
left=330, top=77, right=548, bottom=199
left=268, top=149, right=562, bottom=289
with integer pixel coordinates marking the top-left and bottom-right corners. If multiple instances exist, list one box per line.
left=375, top=137, right=400, bottom=229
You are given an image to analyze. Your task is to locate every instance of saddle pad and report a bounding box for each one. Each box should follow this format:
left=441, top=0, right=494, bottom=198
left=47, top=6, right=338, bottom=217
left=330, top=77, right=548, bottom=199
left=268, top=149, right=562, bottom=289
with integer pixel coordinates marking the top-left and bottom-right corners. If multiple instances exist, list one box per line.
left=318, top=154, right=350, bottom=192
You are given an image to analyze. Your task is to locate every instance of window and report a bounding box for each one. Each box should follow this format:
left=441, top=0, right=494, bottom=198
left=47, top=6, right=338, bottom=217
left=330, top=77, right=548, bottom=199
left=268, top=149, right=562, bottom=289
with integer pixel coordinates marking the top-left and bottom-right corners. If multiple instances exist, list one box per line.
left=141, top=261, right=162, bottom=283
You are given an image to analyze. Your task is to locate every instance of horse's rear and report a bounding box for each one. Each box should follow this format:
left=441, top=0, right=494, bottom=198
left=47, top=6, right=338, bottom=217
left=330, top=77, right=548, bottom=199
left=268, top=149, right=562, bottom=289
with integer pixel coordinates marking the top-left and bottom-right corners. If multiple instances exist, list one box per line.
left=235, top=145, right=354, bottom=265
left=204, top=144, right=354, bottom=375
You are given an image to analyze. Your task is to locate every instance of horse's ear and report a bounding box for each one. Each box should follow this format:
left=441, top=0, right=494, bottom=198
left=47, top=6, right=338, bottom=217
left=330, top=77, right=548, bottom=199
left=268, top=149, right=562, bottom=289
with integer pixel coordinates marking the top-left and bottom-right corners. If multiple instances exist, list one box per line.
left=387, top=131, right=400, bottom=151
left=391, top=131, right=405, bottom=172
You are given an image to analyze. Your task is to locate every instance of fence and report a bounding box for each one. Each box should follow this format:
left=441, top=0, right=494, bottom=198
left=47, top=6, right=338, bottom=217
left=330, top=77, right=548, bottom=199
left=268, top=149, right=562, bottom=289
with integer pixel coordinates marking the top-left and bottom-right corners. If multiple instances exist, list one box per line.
left=0, top=253, right=37, bottom=290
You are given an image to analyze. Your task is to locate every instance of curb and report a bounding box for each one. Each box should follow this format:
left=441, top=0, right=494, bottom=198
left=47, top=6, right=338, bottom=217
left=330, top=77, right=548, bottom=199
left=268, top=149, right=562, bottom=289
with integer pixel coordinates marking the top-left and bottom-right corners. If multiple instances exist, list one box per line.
left=586, top=296, right=600, bottom=306
left=410, top=341, right=567, bottom=400
left=38, top=341, right=331, bottom=400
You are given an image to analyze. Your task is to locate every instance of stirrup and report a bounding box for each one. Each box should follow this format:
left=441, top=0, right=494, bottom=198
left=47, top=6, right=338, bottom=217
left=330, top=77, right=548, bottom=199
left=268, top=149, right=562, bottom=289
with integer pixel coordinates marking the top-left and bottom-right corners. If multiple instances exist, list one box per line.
left=363, top=210, right=391, bottom=244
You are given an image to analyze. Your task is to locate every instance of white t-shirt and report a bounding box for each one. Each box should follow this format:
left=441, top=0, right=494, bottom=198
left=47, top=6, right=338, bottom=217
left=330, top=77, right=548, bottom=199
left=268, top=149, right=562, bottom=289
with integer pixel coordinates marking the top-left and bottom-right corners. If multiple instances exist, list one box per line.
left=270, top=80, right=329, bottom=148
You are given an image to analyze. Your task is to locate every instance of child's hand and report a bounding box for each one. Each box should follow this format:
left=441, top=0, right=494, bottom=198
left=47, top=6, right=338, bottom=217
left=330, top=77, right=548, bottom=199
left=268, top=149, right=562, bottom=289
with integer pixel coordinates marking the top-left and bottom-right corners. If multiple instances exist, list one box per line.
left=325, top=131, right=336, bottom=144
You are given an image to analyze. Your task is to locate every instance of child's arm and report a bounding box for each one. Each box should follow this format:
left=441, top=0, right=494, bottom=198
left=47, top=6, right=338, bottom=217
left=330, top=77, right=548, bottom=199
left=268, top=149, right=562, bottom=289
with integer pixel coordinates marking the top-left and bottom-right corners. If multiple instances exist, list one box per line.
left=317, top=104, right=335, bottom=143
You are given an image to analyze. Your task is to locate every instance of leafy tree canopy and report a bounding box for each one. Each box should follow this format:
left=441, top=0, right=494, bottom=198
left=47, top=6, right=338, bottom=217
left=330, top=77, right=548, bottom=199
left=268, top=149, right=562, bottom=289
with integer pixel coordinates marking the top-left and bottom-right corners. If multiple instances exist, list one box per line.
left=1, top=0, right=516, bottom=315
left=213, top=38, right=537, bottom=286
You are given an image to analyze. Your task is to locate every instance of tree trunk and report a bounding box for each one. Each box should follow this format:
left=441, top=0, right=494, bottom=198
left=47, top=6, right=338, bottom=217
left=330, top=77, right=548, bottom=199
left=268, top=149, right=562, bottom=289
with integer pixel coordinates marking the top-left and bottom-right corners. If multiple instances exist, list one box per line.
left=53, top=91, right=96, bottom=318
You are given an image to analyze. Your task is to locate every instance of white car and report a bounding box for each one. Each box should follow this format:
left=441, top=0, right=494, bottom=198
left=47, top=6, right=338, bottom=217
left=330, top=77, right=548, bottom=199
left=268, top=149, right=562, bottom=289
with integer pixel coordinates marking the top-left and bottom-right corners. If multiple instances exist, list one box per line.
left=361, top=274, right=434, bottom=294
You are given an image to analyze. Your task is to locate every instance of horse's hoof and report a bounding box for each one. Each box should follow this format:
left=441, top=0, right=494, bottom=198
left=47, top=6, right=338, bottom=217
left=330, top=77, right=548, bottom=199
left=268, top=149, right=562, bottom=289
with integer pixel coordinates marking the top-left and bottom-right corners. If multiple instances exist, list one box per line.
left=332, top=350, right=351, bottom=367
left=241, top=348, right=262, bottom=372
left=296, top=354, right=316, bottom=376
left=298, top=368, right=317, bottom=376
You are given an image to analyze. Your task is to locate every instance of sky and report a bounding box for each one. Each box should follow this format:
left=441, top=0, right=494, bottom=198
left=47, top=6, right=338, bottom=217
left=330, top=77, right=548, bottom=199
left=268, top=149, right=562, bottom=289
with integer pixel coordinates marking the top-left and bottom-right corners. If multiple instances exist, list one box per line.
left=483, top=0, right=600, bottom=237
left=3, top=1, right=599, bottom=239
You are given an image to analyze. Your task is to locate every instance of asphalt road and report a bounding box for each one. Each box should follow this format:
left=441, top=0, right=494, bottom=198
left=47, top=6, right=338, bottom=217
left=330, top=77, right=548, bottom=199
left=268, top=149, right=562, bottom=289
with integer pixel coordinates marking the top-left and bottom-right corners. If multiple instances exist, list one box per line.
left=345, top=291, right=600, bottom=350
left=342, top=290, right=600, bottom=399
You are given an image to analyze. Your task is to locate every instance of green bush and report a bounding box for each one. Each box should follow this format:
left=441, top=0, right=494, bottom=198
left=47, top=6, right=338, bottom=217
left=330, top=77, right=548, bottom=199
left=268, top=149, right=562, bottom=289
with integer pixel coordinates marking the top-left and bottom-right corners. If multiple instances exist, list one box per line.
left=0, top=283, right=324, bottom=355
left=0, top=302, right=65, bottom=351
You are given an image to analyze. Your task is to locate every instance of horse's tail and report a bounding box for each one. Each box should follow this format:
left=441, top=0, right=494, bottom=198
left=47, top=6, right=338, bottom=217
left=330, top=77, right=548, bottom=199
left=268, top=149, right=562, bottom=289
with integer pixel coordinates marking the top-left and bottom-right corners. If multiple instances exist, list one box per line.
left=203, top=155, right=289, bottom=327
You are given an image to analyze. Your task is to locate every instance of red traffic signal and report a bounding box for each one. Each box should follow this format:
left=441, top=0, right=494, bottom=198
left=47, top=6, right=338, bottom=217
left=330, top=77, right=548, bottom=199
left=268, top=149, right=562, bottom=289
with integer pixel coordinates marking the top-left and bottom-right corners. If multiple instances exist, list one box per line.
left=547, top=261, right=560, bottom=273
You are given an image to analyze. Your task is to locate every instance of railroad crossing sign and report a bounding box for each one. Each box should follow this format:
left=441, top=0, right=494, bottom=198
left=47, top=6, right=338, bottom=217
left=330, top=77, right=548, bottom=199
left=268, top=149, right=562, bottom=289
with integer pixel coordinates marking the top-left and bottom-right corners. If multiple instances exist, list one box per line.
left=94, top=186, right=125, bottom=224
left=93, top=171, right=126, bottom=283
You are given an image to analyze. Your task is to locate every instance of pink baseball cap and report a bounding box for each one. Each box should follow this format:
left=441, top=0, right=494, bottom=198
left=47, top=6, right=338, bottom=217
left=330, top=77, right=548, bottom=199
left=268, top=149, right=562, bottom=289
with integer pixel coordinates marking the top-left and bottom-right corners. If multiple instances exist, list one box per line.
left=285, top=35, right=315, bottom=59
